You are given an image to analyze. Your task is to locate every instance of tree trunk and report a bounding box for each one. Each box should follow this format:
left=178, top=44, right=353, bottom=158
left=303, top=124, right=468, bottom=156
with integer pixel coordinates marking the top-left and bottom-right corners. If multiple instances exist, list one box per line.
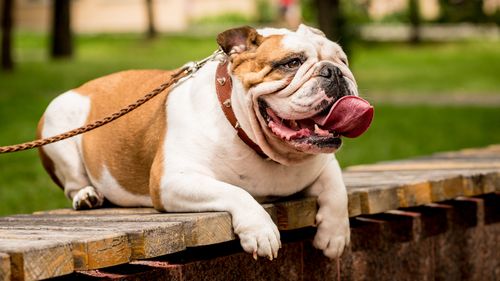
left=145, top=0, right=157, bottom=39
left=315, top=0, right=351, bottom=55
left=1, top=0, right=14, bottom=71
left=316, top=0, right=339, bottom=40
left=409, top=0, right=421, bottom=44
left=51, top=0, right=73, bottom=58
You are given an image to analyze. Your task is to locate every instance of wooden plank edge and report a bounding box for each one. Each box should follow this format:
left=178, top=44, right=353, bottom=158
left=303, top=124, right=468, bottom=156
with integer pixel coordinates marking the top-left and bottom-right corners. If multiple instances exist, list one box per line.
left=0, top=221, right=186, bottom=261
left=346, top=162, right=500, bottom=172
left=127, top=222, right=185, bottom=259
left=0, top=239, right=74, bottom=281
left=0, top=253, right=10, bottom=281
left=0, top=230, right=130, bottom=271
left=33, top=208, right=159, bottom=216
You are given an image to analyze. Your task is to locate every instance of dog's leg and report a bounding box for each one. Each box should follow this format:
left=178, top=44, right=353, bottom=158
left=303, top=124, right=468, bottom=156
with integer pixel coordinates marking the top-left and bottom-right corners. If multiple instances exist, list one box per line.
left=158, top=173, right=281, bottom=260
left=305, top=156, right=350, bottom=259
left=40, top=91, right=104, bottom=210
left=41, top=140, right=105, bottom=210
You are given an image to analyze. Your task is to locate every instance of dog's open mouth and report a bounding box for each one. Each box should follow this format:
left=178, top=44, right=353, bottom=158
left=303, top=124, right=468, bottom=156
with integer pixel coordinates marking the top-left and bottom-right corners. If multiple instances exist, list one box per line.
left=260, top=96, right=374, bottom=151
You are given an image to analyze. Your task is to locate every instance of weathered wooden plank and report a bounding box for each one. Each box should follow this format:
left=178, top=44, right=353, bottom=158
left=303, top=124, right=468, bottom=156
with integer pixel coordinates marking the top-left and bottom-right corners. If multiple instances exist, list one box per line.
left=0, top=221, right=185, bottom=260
left=345, top=169, right=500, bottom=209
left=0, top=253, right=10, bottom=281
left=344, top=169, right=498, bottom=183
left=33, top=207, right=159, bottom=215
left=347, top=159, right=500, bottom=172
left=397, top=182, right=433, bottom=208
left=31, top=199, right=328, bottom=244
left=123, top=213, right=234, bottom=247
left=9, top=213, right=229, bottom=248
left=182, top=213, right=234, bottom=246
left=0, top=239, right=73, bottom=281
left=429, top=174, right=466, bottom=202
left=0, top=229, right=129, bottom=270
left=272, top=198, right=317, bottom=230
left=347, top=190, right=362, bottom=217
left=349, top=185, right=401, bottom=214
left=482, top=172, right=500, bottom=193
left=21, top=199, right=323, bottom=245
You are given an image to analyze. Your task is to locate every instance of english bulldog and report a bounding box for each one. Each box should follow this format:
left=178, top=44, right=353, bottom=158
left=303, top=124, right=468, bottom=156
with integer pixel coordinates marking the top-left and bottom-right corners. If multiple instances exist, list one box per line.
left=37, top=24, right=373, bottom=260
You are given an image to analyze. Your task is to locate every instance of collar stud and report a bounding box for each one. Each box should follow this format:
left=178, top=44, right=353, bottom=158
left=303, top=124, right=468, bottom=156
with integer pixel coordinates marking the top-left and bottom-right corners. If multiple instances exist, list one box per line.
left=217, top=77, right=226, bottom=86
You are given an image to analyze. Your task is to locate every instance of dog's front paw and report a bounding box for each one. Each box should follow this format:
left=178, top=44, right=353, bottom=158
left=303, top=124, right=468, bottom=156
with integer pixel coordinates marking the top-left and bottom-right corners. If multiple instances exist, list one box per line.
left=313, top=213, right=350, bottom=259
left=234, top=211, right=281, bottom=260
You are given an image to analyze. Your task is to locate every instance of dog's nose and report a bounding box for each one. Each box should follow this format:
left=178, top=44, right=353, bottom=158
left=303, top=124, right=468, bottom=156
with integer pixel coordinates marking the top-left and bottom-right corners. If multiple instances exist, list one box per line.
left=318, top=64, right=342, bottom=79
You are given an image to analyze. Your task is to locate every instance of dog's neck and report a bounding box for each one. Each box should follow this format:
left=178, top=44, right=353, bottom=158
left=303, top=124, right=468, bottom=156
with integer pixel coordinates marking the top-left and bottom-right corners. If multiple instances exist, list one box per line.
left=215, top=60, right=268, bottom=159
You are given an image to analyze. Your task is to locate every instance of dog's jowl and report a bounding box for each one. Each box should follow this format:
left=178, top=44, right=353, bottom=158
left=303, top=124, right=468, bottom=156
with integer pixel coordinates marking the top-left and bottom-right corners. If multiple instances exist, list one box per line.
left=37, top=24, right=373, bottom=259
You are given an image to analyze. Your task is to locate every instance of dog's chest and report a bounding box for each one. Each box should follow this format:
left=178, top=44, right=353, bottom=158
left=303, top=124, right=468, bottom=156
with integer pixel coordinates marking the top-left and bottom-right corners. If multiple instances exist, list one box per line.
left=211, top=153, right=328, bottom=198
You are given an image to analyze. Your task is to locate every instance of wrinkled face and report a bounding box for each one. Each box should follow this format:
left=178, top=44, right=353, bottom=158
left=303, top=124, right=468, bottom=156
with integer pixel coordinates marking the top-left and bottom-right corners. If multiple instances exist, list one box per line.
left=218, top=25, right=372, bottom=155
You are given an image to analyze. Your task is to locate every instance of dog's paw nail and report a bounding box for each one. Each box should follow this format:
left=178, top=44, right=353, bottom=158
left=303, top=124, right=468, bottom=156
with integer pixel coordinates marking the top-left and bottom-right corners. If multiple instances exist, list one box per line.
left=253, top=251, right=258, bottom=260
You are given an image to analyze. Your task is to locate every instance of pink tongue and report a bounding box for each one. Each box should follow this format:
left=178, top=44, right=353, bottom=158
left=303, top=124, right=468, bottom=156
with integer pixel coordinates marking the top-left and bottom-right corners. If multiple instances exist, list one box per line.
left=312, top=96, right=374, bottom=138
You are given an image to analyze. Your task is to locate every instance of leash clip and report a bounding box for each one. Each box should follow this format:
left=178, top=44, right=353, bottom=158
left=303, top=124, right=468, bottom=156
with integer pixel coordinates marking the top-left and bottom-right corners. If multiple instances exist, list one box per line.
left=183, top=49, right=226, bottom=75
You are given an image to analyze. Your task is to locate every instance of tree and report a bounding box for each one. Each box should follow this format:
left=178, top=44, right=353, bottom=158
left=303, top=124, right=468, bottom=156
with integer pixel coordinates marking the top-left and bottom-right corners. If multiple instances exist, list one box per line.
left=315, top=0, right=351, bottom=55
left=438, top=0, right=487, bottom=23
left=316, top=0, right=341, bottom=40
left=145, top=0, right=157, bottom=39
left=51, top=0, right=73, bottom=58
left=1, top=0, right=14, bottom=70
left=408, top=0, right=421, bottom=44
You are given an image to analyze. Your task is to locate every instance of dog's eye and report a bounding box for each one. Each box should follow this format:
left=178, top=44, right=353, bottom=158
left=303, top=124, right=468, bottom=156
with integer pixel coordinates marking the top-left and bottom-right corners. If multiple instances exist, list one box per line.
left=340, top=58, right=348, bottom=66
left=282, top=58, right=302, bottom=69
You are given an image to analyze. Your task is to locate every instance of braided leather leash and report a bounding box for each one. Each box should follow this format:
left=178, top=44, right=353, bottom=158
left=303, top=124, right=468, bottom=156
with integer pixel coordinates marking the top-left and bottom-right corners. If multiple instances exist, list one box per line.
left=0, top=50, right=224, bottom=154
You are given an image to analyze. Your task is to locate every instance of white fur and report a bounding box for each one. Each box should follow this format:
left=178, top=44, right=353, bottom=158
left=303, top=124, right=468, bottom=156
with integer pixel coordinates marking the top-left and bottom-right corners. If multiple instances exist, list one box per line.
left=89, top=166, right=152, bottom=207
left=42, top=91, right=92, bottom=199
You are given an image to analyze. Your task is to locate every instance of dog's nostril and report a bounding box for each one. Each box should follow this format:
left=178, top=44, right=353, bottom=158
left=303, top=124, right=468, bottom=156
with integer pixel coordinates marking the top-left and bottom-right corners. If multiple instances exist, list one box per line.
left=319, top=65, right=343, bottom=79
left=319, top=66, right=333, bottom=78
left=335, top=67, right=343, bottom=78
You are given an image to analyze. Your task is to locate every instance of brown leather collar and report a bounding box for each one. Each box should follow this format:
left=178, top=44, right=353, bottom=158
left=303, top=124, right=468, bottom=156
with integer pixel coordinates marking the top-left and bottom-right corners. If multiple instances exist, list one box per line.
left=215, top=60, right=268, bottom=158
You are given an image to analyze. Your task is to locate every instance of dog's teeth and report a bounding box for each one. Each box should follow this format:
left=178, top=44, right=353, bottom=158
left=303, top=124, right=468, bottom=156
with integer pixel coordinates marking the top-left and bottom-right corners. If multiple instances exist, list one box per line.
left=314, top=124, right=321, bottom=134
left=290, top=120, right=298, bottom=129
left=315, top=124, right=334, bottom=137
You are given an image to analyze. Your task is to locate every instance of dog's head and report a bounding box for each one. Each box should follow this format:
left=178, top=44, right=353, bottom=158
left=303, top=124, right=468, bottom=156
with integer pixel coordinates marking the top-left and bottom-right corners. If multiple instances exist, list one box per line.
left=217, top=25, right=373, bottom=164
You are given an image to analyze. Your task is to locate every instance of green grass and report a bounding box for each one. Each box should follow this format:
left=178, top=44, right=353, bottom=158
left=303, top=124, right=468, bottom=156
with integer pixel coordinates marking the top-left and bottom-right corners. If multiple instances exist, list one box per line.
left=337, top=105, right=500, bottom=167
left=352, top=41, right=500, bottom=95
left=0, top=33, right=499, bottom=215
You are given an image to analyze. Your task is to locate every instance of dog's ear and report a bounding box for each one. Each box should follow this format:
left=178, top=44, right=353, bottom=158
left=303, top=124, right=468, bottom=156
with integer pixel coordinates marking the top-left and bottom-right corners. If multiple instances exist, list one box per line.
left=217, top=26, right=263, bottom=55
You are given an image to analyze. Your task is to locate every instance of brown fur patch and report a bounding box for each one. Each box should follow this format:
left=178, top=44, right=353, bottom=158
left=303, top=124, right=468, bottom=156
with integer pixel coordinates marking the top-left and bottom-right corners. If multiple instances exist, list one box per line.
left=149, top=146, right=166, bottom=211
left=36, top=116, right=64, bottom=189
left=231, top=35, right=294, bottom=89
left=76, top=70, right=171, bottom=197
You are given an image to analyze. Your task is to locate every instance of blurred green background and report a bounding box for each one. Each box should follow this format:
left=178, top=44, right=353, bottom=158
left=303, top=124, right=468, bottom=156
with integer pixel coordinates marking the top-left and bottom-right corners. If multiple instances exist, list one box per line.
left=1, top=0, right=499, bottom=215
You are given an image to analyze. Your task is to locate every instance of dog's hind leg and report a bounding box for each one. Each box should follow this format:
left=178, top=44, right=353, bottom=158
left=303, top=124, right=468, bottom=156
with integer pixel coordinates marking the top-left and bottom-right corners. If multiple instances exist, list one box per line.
left=38, top=90, right=104, bottom=210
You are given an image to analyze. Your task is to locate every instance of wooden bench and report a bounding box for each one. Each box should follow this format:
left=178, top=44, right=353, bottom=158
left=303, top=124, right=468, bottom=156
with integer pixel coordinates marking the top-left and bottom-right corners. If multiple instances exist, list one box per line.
left=0, top=145, right=499, bottom=281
